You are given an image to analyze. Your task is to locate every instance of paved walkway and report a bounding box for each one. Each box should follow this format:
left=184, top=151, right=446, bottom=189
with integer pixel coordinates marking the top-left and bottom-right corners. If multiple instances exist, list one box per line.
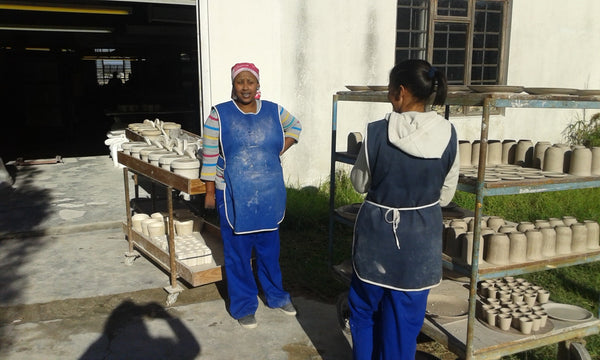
left=0, top=156, right=353, bottom=360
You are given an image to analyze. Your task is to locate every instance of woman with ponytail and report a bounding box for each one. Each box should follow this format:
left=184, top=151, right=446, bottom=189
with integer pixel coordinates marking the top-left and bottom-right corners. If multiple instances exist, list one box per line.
left=348, top=59, right=459, bottom=359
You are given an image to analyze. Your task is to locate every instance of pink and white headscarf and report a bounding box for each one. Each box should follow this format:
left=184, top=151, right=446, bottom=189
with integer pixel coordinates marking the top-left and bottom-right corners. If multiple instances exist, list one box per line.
left=231, top=62, right=260, bottom=83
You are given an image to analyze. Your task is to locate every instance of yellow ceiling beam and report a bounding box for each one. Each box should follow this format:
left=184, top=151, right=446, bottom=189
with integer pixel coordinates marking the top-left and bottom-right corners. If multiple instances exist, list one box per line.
left=0, top=3, right=130, bottom=15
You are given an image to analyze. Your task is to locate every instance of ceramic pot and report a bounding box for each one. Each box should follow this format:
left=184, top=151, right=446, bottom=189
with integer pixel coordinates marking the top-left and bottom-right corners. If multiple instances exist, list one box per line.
left=570, top=223, right=588, bottom=252
left=515, top=140, right=534, bottom=167
left=591, top=147, right=600, bottom=175
left=529, top=314, right=542, bottom=332
left=158, top=155, right=187, bottom=170
left=584, top=220, right=600, bottom=249
left=502, top=140, right=517, bottom=164
left=525, top=229, right=543, bottom=260
left=131, top=213, right=150, bottom=233
left=170, top=158, right=201, bottom=179
left=508, top=232, right=527, bottom=263
left=488, top=140, right=502, bottom=166
left=543, top=145, right=564, bottom=172
left=147, top=221, right=166, bottom=238
left=142, top=129, right=162, bottom=141
left=460, top=232, right=484, bottom=265
left=487, top=216, right=505, bottom=232
left=485, top=233, right=510, bottom=265
left=498, top=313, right=512, bottom=331
left=537, top=290, right=550, bottom=304
left=555, top=225, right=572, bottom=255
left=498, top=225, right=517, bottom=234
left=444, top=227, right=462, bottom=258
left=175, top=219, right=194, bottom=237
left=562, top=215, right=578, bottom=226
left=139, top=146, right=161, bottom=162
left=471, top=140, right=481, bottom=167
left=459, top=140, right=472, bottom=168
left=468, top=217, right=487, bottom=232
left=121, top=141, right=147, bottom=155
left=540, top=227, right=557, bottom=257
left=148, top=150, right=175, bottom=166
left=517, top=221, right=535, bottom=232
left=130, top=144, right=152, bottom=159
left=535, top=311, right=549, bottom=327
left=534, top=219, right=551, bottom=229
left=141, top=218, right=161, bottom=236
left=533, top=141, right=552, bottom=169
left=163, top=122, right=182, bottom=138
left=548, top=218, right=564, bottom=227
left=569, top=147, right=592, bottom=176
left=519, top=317, right=533, bottom=334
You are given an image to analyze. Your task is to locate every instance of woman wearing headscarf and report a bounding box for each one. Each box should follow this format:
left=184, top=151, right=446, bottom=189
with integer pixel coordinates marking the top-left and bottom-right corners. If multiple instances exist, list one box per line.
left=200, top=62, right=302, bottom=329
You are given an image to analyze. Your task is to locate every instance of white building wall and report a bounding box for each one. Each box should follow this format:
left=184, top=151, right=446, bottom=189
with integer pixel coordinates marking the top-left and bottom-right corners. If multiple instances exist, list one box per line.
left=200, top=0, right=600, bottom=187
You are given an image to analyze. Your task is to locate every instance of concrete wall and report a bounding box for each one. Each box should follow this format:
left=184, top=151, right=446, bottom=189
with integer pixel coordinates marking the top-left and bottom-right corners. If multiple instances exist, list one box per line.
left=200, top=0, right=600, bottom=187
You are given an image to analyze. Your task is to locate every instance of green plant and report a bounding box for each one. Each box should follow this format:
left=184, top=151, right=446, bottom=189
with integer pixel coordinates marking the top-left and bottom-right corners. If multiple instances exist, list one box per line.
left=563, top=112, right=600, bottom=147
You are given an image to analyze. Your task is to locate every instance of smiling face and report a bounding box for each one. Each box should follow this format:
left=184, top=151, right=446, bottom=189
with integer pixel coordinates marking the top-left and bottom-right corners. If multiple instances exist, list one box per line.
left=232, top=71, right=259, bottom=106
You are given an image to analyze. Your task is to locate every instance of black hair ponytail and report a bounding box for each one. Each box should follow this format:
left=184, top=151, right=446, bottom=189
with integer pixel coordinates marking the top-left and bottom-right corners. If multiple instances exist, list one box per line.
left=389, top=59, right=448, bottom=106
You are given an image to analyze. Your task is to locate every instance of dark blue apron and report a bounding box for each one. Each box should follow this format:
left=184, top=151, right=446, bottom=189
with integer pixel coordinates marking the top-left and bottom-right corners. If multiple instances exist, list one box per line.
left=215, top=100, right=286, bottom=234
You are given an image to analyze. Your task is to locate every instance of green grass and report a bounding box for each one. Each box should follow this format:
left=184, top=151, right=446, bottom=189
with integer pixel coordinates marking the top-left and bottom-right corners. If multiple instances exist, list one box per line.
left=278, top=171, right=600, bottom=359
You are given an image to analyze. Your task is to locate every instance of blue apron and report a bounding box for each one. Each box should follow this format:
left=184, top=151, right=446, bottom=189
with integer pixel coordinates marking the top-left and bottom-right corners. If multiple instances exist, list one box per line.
left=215, top=100, right=286, bottom=234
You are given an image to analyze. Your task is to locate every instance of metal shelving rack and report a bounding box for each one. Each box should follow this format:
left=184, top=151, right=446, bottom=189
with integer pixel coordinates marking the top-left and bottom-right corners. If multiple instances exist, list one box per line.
left=329, top=90, right=600, bottom=359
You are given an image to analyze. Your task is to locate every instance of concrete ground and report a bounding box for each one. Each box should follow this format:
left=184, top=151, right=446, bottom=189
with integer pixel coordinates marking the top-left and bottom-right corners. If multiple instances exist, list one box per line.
left=0, top=155, right=353, bottom=360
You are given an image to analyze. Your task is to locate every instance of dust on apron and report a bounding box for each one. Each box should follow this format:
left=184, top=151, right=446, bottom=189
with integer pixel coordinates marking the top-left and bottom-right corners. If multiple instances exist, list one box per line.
left=215, top=100, right=286, bottom=234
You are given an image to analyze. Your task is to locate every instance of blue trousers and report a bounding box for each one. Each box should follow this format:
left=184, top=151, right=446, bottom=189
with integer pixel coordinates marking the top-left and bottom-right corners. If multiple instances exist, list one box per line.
left=348, top=274, right=429, bottom=360
left=217, top=189, right=291, bottom=319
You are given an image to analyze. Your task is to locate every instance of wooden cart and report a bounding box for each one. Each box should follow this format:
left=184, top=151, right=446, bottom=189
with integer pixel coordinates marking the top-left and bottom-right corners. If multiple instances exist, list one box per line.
left=118, top=149, right=223, bottom=306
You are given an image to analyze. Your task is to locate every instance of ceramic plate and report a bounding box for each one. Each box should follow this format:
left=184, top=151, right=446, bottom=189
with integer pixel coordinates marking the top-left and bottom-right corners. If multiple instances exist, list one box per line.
left=426, top=294, right=468, bottom=318
left=345, top=85, right=370, bottom=91
left=524, top=87, right=578, bottom=95
left=502, top=175, right=525, bottom=181
left=543, top=303, right=593, bottom=322
left=543, top=172, right=567, bottom=178
left=367, top=85, right=388, bottom=91
left=576, top=89, right=600, bottom=96
left=468, top=85, right=524, bottom=93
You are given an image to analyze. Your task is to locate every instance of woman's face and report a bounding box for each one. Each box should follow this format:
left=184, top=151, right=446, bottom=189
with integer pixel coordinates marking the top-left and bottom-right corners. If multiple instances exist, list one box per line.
left=232, top=71, right=259, bottom=105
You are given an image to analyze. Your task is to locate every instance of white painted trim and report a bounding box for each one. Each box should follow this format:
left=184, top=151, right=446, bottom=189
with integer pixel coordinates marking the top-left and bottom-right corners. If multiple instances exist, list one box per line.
left=197, top=0, right=211, bottom=131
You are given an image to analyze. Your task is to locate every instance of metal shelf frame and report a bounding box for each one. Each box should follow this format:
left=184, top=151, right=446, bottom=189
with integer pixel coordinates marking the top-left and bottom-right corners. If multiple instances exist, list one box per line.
left=328, top=89, right=600, bottom=359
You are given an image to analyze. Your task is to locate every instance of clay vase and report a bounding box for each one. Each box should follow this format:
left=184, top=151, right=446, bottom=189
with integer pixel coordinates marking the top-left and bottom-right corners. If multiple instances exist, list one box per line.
left=540, top=227, right=557, bottom=258
left=460, top=232, right=485, bottom=265
left=131, top=213, right=150, bottom=233
left=548, top=218, right=564, bottom=227
left=502, top=140, right=517, bottom=165
left=459, top=140, right=472, bottom=168
left=570, top=223, right=588, bottom=253
left=499, top=225, right=517, bottom=234
left=174, top=219, right=194, bottom=237
left=543, top=146, right=565, bottom=173
left=508, top=232, right=527, bottom=263
left=450, top=219, right=468, bottom=233
left=488, top=140, right=502, bottom=166
left=533, top=141, right=552, bottom=169
left=485, top=233, right=510, bottom=265
left=468, top=217, right=487, bottom=232
left=534, top=219, right=551, bottom=229
left=562, top=216, right=578, bottom=226
left=584, top=220, right=600, bottom=249
left=591, top=147, right=600, bottom=175
left=569, top=147, right=592, bottom=176
left=487, top=216, right=505, bottom=232
left=525, top=229, right=543, bottom=260
left=515, top=140, right=534, bottom=167
left=147, top=221, right=166, bottom=238
left=555, top=225, right=572, bottom=255
left=471, top=140, right=481, bottom=167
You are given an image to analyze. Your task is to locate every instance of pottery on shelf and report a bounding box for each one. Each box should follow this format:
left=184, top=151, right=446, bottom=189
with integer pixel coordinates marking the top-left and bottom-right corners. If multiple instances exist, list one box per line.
left=508, top=232, right=527, bottom=263
left=515, top=139, right=534, bottom=167
left=517, top=221, right=535, bottom=232
left=485, top=233, right=510, bottom=265
left=555, top=225, right=572, bottom=255
left=584, top=220, right=600, bottom=249
left=534, top=219, right=551, bottom=229
left=542, top=145, right=564, bottom=173
left=148, top=150, right=175, bottom=166
left=488, top=140, right=502, bottom=166
left=540, top=227, right=557, bottom=258
left=170, top=158, right=201, bottom=179
left=525, top=229, right=543, bottom=260
left=570, top=223, right=588, bottom=252
left=460, top=232, right=484, bottom=265
left=569, top=147, right=592, bottom=176
left=131, top=213, right=150, bottom=233
left=459, top=140, right=472, bottom=167
left=471, top=140, right=481, bottom=167
left=487, top=216, right=505, bottom=232
left=175, top=219, right=194, bottom=237
left=533, top=141, right=552, bottom=169
left=502, top=140, right=517, bottom=165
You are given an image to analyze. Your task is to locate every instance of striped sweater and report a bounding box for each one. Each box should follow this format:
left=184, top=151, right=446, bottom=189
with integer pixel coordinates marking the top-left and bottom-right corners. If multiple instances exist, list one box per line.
left=200, top=99, right=302, bottom=189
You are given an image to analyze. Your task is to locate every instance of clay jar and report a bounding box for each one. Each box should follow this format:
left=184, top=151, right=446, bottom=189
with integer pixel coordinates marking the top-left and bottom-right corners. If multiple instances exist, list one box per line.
left=148, top=150, right=175, bottom=166
left=460, top=232, right=484, bottom=265
left=562, top=216, right=578, bottom=226
left=569, top=147, right=592, bottom=176
left=540, top=227, right=557, bottom=258
left=555, top=225, right=572, bottom=255
left=121, top=141, right=147, bottom=155
left=131, top=213, right=150, bottom=233
left=459, top=140, right=472, bottom=167
left=158, top=154, right=187, bottom=170
left=584, top=220, right=600, bottom=249
left=487, top=216, right=505, bottom=232
left=488, top=140, right=502, bottom=166
left=515, top=139, right=534, bottom=167
left=175, top=219, right=194, bottom=237
left=508, top=232, right=527, bottom=263
left=517, top=221, right=535, bottom=232
left=570, top=223, right=588, bottom=252
left=591, top=147, right=600, bottom=175
left=534, top=219, right=551, bottom=229
left=502, top=140, right=517, bottom=165
left=139, top=146, right=161, bottom=162
left=170, top=158, right=201, bottom=179
left=485, top=233, right=510, bottom=265
left=525, top=229, right=543, bottom=260
left=471, top=140, right=481, bottom=167
left=533, top=141, right=552, bottom=169
left=543, top=145, right=565, bottom=173
left=163, top=122, right=182, bottom=138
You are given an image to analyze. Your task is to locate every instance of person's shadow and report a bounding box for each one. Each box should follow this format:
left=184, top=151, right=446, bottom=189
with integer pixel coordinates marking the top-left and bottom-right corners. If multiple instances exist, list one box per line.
left=79, top=300, right=200, bottom=360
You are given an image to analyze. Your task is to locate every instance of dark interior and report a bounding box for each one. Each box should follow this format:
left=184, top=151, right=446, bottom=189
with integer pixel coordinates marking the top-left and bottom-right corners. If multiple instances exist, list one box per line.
left=0, top=1, right=200, bottom=161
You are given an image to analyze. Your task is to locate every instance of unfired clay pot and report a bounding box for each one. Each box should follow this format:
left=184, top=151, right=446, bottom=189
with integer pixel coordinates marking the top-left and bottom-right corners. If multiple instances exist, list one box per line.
left=570, top=223, right=588, bottom=252
left=487, top=216, right=505, bottom=232
left=170, top=158, right=201, bottom=179
left=488, top=140, right=502, bottom=166
left=485, top=233, right=510, bottom=265
left=515, top=140, right=534, bottom=167
left=540, top=227, right=557, bottom=257
left=460, top=232, right=484, bottom=265
left=471, top=140, right=481, bottom=167
left=502, top=140, right=517, bottom=165
left=584, top=220, right=600, bottom=249
left=517, top=221, right=535, bottom=232
left=543, top=146, right=564, bottom=173
left=591, top=147, right=600, bottom=175
left=555, top=225, right=572, bottom=255
left=459, top=140, right=472, bottom=167
left=533, top=141, right=551, bottom=169
left=525, top=229, right=543, bottom=260
left=569, top=147, right=592, bottom=176
left=509, top=232, right=527, bottom=263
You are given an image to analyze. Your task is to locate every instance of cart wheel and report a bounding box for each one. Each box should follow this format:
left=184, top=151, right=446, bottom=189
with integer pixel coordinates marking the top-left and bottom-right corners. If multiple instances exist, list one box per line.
left=336, top=291, right=351, bottom=334
left=569, top=342, right=592, bottom=360
left=166, top=292, right=179, bottom=306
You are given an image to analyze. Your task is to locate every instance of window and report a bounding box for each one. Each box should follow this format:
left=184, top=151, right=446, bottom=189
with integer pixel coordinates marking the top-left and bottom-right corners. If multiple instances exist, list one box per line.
left=395, top=0, right=511, bottom=86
